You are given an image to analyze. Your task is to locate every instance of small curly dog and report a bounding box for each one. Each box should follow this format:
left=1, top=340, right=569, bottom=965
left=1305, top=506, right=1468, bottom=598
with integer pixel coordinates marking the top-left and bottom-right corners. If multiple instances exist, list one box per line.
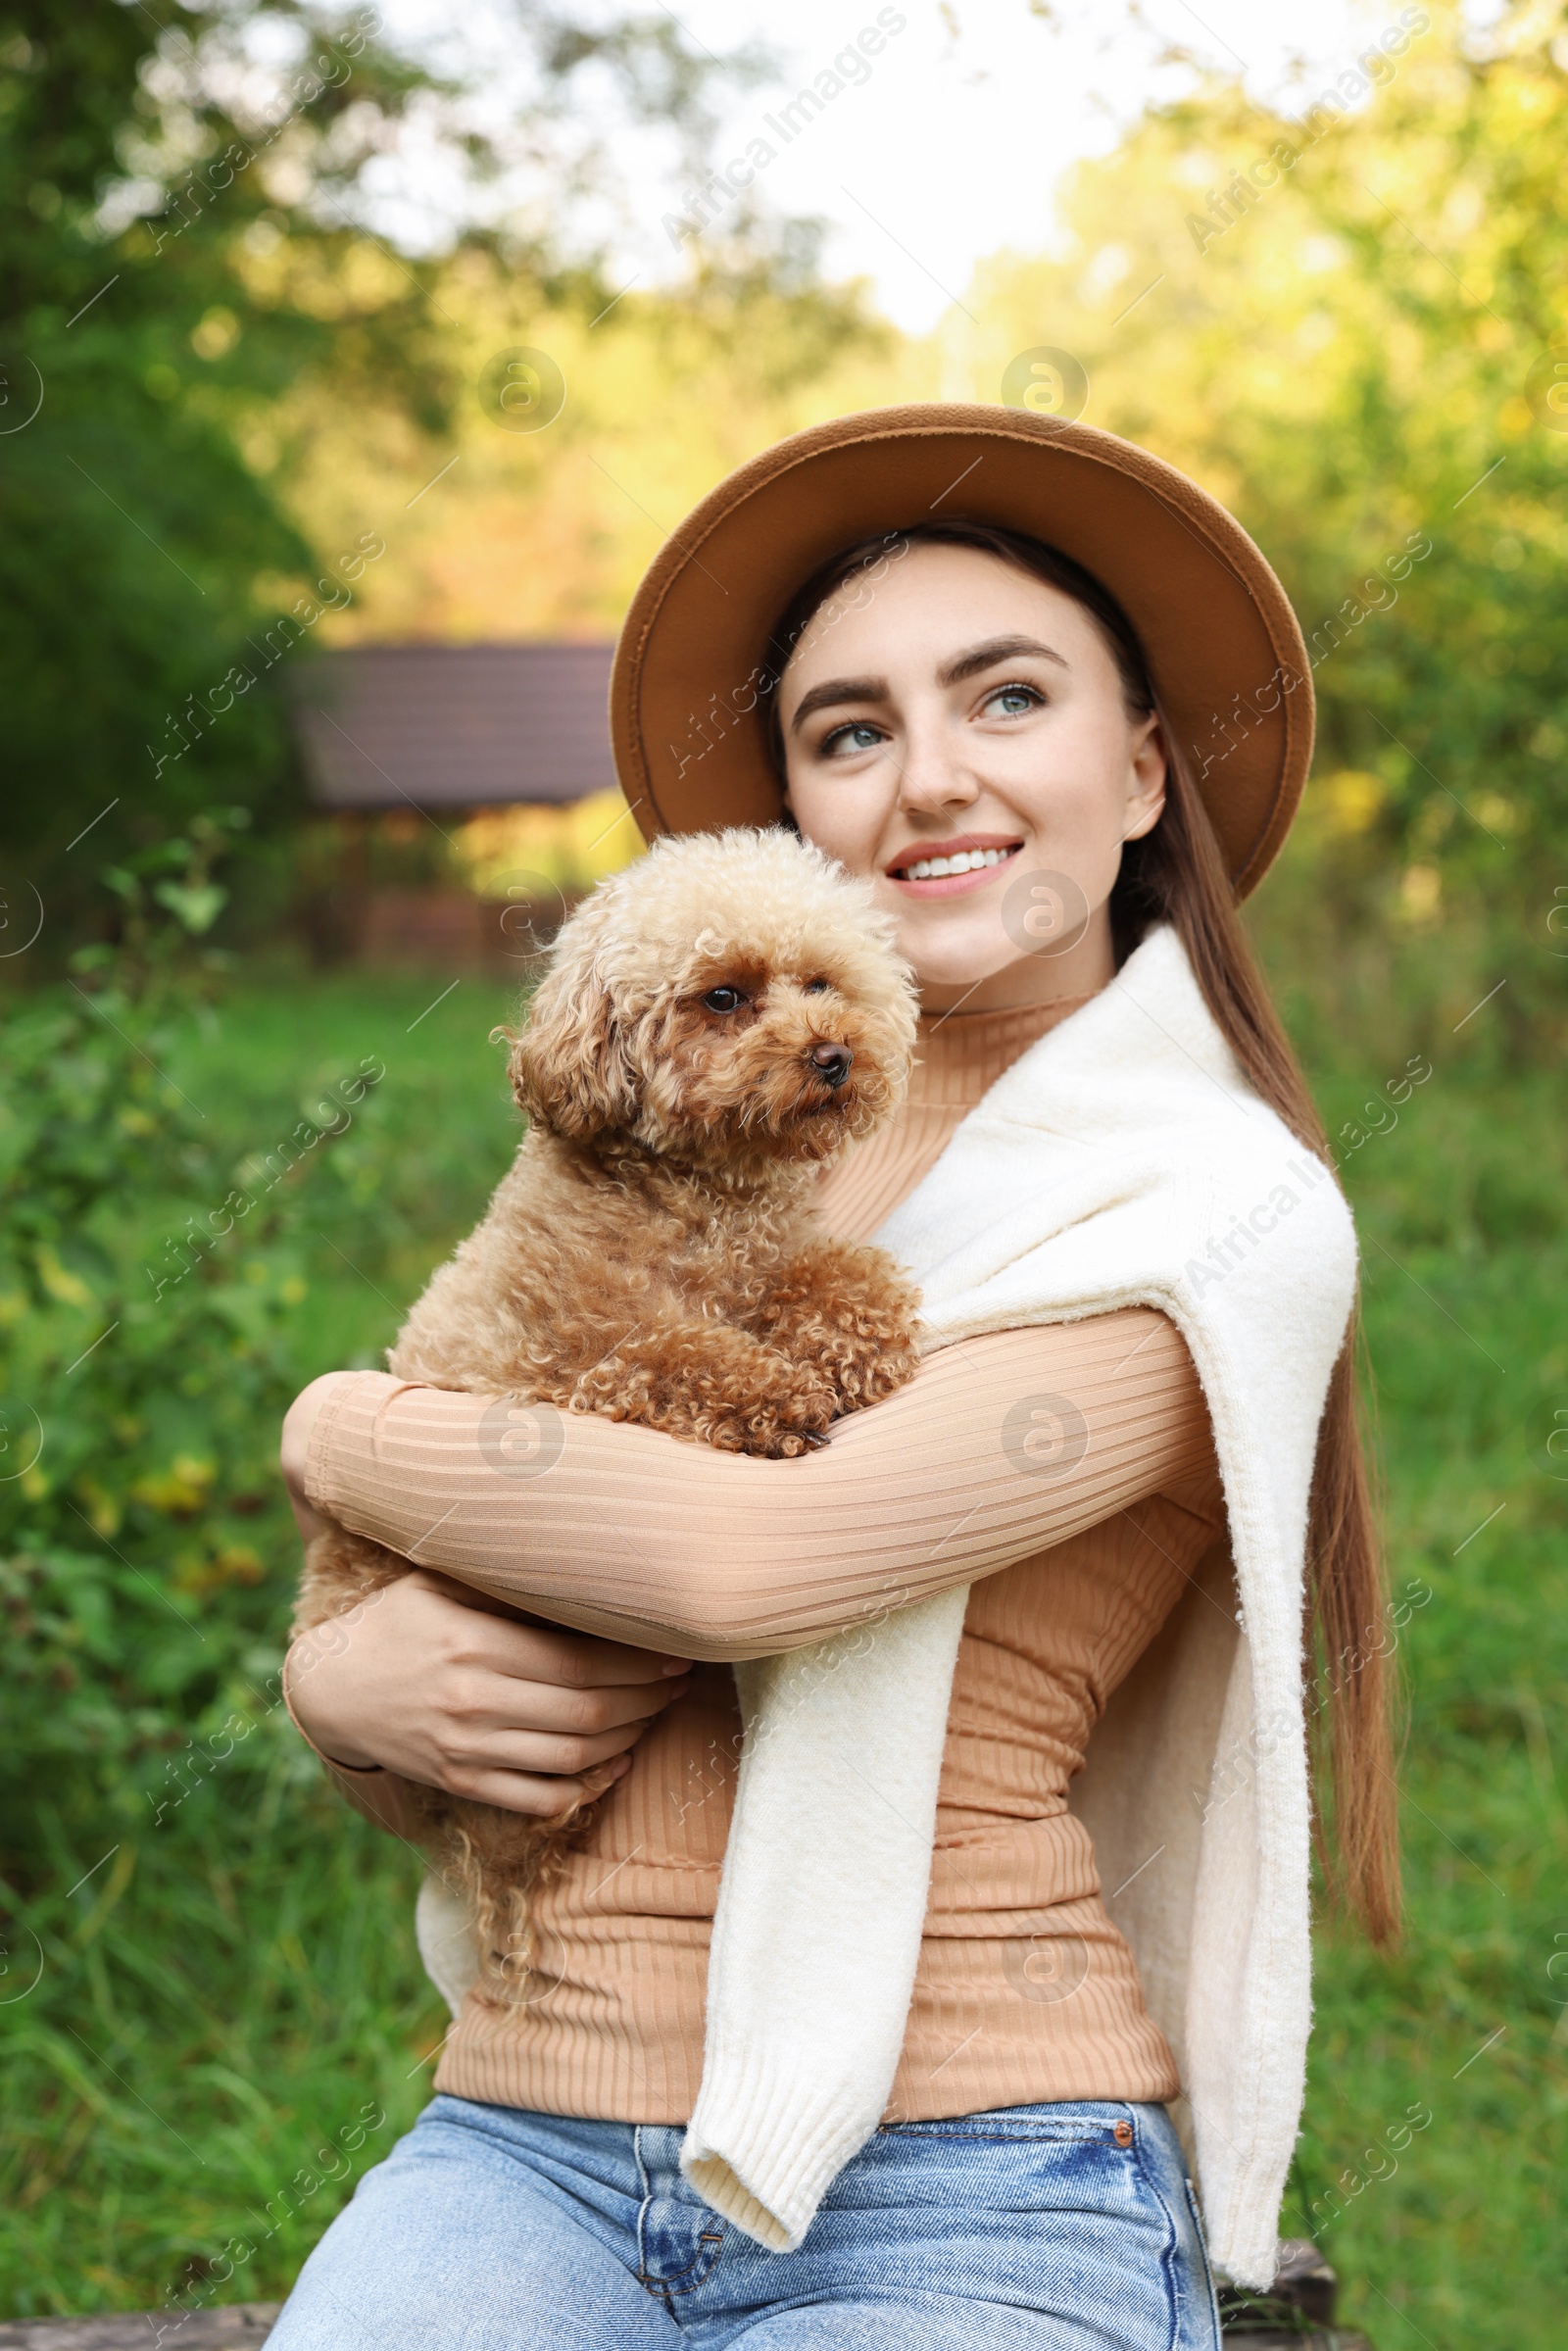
left=294, top=826, right=923, bottom=1996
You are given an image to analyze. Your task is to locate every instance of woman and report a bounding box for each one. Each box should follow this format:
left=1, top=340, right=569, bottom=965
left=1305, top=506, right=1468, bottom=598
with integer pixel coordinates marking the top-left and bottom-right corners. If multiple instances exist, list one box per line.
left=273, top=407, right=1396, bottom=2348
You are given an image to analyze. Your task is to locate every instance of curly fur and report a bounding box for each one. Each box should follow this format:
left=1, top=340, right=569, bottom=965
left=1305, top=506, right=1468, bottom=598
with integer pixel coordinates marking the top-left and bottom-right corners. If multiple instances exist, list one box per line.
left=293, top=828, right=924, bottom=1999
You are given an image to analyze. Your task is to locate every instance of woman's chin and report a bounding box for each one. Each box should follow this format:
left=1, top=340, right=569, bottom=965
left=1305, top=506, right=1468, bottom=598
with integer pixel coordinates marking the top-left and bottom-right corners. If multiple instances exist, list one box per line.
left=889, top=915, right=1019, bottom=999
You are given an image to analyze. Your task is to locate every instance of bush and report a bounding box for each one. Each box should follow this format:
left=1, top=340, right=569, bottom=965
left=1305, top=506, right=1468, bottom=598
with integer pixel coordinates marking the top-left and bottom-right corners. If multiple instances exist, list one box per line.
left=0, top=823, right=320, bottom=1886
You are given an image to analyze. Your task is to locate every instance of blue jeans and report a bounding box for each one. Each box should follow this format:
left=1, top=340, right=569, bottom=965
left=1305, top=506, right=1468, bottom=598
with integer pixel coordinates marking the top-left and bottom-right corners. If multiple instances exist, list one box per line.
left=269, top=2094, right=1221, bottom=2348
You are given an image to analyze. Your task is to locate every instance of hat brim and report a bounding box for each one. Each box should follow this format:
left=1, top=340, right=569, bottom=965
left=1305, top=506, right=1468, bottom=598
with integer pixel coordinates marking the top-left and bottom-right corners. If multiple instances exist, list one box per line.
left=610, top=404, right=1313, bottom=897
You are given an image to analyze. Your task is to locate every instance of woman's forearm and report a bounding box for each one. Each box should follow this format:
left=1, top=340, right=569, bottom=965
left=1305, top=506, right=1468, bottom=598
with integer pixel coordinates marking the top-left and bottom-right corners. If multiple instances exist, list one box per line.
left=304, top=1309, right=1215, bottom=1662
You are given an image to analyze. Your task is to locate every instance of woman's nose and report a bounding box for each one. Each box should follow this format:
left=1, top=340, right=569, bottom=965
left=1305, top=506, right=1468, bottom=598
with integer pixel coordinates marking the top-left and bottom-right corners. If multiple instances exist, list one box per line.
left=895, top=717, right=980, bottom=814
left=808, top=1042, right=853, bottom=1088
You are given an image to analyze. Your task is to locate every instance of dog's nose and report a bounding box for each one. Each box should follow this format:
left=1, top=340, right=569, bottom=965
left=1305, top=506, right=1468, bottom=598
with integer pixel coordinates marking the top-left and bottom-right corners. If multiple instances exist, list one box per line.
left=808, top=1042, right=853, bottom=1089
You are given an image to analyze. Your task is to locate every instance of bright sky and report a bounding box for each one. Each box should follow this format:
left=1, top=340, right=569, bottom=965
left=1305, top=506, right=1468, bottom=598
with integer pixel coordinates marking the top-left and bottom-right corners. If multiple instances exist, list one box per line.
left=666, top=0, right=1388, bottom=329
left=369, top=0, right=1409, bottom=331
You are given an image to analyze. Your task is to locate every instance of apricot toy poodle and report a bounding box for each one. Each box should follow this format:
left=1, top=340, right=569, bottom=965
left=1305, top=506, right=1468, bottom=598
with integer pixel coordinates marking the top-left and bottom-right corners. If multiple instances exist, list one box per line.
left=294, top=826, right=923, bottom=1996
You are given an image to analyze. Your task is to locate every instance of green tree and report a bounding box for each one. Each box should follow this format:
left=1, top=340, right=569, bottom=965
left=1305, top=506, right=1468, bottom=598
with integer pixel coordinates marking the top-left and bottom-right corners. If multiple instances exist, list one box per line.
left=0, top=2, right=755, bottom=951
left=959, top=0, right=1568, bottom=1041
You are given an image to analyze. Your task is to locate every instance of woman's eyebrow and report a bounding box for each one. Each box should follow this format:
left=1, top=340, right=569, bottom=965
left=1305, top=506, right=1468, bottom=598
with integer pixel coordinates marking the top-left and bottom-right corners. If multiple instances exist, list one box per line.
left=938, top=634, right=1069, bottom=687
left=788, top=675, right=889, bottom=732
left=787, top=635, right=1067, bottom=732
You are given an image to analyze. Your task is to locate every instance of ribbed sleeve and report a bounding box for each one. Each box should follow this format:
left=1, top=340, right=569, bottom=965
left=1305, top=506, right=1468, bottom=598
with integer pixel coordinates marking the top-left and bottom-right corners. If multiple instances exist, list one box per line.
left=305, top=1311, right=1211, bottom=1662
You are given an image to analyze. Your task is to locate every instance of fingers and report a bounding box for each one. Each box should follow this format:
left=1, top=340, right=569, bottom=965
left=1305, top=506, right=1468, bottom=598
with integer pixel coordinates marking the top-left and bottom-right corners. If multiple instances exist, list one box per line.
left=448, top=1669, right=691, bottom=1743
left=448, top=1715, right=675, bottom=1783
left=431, top=1668, right=691, bottom=1782
left=451, top=1754, right=633, bottom=1819
left=288, top=1563, right=696, bottom=1799
left=495, top=1619, right=695, bottom=1689
left=411, top=1572, right=692, bottom=1687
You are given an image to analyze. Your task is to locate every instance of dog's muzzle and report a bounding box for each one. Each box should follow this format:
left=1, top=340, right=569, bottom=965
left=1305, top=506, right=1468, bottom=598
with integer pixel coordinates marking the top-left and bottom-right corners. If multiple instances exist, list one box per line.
left=808, top=1042, right=854, bottom=1090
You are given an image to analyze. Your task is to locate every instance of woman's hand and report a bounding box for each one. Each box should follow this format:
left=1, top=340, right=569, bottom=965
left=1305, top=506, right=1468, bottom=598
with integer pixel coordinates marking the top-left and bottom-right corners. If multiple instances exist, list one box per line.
left=279, top=1371, right=691, bottom=1810
left=286, top=1567, right=693, bottom=1815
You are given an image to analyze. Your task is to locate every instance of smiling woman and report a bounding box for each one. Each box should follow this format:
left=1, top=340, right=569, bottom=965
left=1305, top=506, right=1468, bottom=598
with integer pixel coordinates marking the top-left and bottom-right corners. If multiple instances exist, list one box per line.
left=272, top=406, right=1395, bottom=2348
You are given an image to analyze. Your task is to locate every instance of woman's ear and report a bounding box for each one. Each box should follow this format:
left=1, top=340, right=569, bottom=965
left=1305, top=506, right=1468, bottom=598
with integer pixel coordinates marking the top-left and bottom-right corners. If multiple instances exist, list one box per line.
left=508, top=964, right=638, bottom=1140
left=1121, top=714, right=1168, bottom=845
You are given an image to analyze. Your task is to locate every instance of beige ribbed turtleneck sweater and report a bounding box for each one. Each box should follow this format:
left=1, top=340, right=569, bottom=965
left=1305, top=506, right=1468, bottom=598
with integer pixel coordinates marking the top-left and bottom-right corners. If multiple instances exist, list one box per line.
left=299, top=997, right=1224, bottom=2122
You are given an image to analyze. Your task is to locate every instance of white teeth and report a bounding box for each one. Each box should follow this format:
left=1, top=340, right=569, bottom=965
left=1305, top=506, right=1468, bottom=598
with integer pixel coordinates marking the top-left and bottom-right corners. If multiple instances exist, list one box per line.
left=900, top=847, right=1012, bottom=881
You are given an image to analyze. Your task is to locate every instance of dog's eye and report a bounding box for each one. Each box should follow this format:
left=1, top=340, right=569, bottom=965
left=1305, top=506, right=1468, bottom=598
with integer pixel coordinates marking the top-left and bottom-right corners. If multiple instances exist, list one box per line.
left=703, top=985, right=748, bottom=1014
left=803, top=977, right=831, bottom=995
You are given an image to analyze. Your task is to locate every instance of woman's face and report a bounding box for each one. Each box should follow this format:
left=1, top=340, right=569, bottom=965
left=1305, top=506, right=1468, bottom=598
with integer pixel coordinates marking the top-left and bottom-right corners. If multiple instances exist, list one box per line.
left=780, top=543, right=1168, bottom=1013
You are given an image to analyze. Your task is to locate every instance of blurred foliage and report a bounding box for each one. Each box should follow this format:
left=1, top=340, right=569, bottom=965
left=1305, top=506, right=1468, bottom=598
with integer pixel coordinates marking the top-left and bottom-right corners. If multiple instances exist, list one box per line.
left=1248, top=904, right=1568, bottom=2351
left=0, top=815, right=520, bottom=1895
left=453, top=787, right=644, bottom=897
left=2, top=2, right=439, bottom=919
left=270, top=233, right=892, bottom=648
left=0, top=819, right=324, bottom=1870
left=0, top=0, right=785, bottom=948
left=953, top=0, right=1568, bottom=1038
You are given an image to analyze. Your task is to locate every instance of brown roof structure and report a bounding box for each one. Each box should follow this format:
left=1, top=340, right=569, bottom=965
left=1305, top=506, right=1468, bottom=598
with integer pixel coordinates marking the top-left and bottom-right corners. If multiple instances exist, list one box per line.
left=292, top=643, right=617, bottom=810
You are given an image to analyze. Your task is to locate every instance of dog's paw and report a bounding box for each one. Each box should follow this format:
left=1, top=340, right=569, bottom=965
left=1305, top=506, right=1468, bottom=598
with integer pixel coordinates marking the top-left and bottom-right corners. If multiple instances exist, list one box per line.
left=752, top=1249, right=923, bottom=1414
left=765, top=1422, right=834, bottom=1458
left=718, top=1385, right=838, bottom=1457
left=834, top=1324, right=923, bottom=1407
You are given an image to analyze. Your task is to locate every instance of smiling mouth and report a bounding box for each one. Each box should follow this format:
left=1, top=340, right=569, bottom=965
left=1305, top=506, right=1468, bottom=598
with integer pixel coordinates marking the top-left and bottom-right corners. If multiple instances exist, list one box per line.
left=886, top=839, right=1024, bottom=890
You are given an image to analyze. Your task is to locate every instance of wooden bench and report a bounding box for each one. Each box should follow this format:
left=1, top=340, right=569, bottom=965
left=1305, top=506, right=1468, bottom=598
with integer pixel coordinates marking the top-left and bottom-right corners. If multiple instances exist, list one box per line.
left=1218, top=2237, right=1373, bottom=2347
left=0, top=2313, right=279, bottom=2349
left=0, top=2243, right=1376, bottom=2346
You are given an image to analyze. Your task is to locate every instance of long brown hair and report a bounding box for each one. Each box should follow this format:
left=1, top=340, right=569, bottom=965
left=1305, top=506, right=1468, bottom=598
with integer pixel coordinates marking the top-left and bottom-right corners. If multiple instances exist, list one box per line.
left=765, top=519, right=1401, bottom=1946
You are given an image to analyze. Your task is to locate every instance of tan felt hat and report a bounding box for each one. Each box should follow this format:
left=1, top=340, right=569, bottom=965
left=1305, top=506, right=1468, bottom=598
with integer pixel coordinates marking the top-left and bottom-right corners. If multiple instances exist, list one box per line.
left=610, top=403, right=1314, bottom=897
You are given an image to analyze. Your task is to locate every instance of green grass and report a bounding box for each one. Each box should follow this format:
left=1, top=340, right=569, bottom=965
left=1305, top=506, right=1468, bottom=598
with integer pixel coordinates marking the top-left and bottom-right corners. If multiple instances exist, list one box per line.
left=1258, top=921, right=1568, bottom=2346
left=1, top=964, right=521, bottom=2321
left=2, top=937, right=1565, bottom=2338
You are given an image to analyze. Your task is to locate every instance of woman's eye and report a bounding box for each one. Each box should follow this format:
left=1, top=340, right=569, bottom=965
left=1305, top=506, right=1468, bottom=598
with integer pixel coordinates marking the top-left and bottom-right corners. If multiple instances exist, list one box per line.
left=983, top=683, right=1043, bottom=718
left=820, top=720, right=884, bottom=757
left=703, top=985, right=747, bottom=1014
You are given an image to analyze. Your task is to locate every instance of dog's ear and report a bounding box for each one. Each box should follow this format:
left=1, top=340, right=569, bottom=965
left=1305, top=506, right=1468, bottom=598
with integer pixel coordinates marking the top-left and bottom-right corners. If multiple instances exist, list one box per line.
left=509, top=958, right=639, bottom=1140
